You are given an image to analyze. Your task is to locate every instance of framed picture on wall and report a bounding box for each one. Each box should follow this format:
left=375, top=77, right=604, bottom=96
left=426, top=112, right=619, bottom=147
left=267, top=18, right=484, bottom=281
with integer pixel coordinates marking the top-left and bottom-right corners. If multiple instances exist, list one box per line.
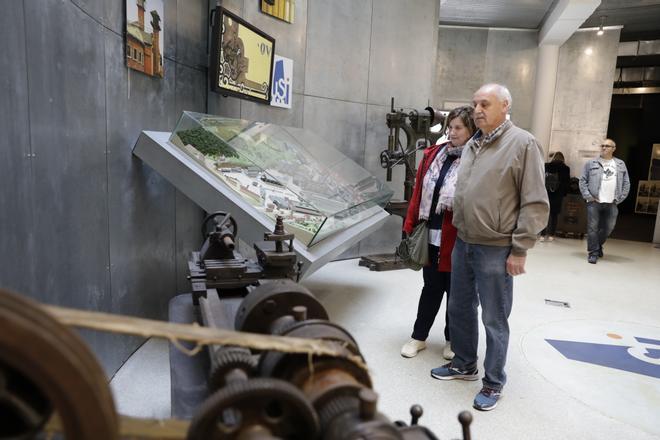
left=210, top=7, right=275, bottom=104
left=260, top=0, right=295, bottom=24
left=125, top=0, right=164, bottom=78
left=635, top=180, right=660, bottom=215
left=649, top=143, right=660, bottom=180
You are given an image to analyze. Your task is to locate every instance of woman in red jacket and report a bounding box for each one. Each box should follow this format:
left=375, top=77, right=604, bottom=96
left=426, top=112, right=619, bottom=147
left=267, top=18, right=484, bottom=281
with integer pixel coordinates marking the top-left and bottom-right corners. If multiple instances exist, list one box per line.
left=400, top=106, right=476, bottom=359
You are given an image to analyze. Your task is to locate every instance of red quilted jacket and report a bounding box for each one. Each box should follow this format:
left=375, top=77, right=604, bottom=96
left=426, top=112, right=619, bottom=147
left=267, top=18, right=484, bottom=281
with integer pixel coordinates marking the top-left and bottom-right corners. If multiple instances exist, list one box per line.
left=402, top=143, right=458, bottom=272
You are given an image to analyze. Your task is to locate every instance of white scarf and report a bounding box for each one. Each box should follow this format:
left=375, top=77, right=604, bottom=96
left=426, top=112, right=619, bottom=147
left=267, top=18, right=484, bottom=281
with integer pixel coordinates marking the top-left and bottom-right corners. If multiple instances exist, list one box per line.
left=418, top=144, right=462, bottom=220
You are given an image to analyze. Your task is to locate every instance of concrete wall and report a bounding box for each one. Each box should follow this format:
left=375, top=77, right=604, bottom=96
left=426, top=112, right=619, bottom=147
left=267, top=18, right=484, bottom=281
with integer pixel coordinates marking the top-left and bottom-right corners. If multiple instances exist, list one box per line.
left=208, top=0, right=441, bottom=258
left=433, top=25, right=621, bottom=178
left=434, top=27, right=539, bottom=131
left=549, top=29, right=621, bottom=176
left=0, top=0, right=207, bottom=376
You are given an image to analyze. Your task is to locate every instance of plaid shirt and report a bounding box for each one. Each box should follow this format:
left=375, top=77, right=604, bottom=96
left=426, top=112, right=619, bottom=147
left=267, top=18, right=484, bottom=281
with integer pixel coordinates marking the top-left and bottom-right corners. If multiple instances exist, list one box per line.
left=474, top=120, right=511, bottom=149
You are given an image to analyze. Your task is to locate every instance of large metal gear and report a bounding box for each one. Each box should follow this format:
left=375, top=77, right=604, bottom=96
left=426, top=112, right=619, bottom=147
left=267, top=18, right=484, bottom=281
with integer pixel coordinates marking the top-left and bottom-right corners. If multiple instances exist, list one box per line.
left=0, top=289, right=118, bottom=440
left=258, top=320, right=371, bottom=390
left=187, top=377, right=320, bottom=440
left=234, top=280, right=328, bottom=334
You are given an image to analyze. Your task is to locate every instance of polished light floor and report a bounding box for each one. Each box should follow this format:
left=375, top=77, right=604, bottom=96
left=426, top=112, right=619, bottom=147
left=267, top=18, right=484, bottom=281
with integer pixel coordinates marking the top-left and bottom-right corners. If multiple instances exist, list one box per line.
left=111, top=238, right=660, bottom=439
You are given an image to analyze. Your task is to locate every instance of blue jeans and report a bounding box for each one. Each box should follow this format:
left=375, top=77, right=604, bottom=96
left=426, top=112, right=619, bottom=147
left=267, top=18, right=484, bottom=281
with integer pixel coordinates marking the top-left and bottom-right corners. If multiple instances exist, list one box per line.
left=586, top=202, right=618, bottom=256
left=448, top=238, right=513, bottom=391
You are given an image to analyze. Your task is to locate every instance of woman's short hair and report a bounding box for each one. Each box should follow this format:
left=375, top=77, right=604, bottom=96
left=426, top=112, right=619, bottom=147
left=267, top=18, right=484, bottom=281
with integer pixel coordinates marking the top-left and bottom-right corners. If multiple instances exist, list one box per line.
left=445, top=105, right=476, bottom=137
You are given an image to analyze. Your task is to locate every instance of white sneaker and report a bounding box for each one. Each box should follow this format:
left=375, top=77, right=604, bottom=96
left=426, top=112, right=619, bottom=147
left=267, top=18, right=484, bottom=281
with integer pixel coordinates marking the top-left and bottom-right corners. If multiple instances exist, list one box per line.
left=401, top=339, right=426, bottom=358
left=442, top=342, right=455, bottom=360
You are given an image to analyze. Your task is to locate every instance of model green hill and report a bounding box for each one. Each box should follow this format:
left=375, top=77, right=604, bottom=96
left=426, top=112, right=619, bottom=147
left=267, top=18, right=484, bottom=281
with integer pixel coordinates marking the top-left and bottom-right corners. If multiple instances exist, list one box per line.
left=176, top=127, right=239, bottom=159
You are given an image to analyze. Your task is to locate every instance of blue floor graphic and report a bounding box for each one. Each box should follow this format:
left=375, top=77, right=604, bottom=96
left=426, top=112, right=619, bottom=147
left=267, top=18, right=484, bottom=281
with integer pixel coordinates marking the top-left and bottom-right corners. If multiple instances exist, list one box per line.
left=546, top=336, right=660, bottom=379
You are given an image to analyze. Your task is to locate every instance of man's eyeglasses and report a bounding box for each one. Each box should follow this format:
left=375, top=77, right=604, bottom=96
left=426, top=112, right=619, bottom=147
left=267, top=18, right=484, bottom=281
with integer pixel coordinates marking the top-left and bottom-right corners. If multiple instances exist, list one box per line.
left=600, top=144, right=615, bottom=148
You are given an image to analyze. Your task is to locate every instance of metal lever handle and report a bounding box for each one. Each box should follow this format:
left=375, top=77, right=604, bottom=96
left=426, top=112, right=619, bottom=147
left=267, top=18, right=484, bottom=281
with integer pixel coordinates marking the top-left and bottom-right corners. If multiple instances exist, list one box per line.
left=458, top=411, right=472, bottom=440
left=409, top=404, right=423, bottom=426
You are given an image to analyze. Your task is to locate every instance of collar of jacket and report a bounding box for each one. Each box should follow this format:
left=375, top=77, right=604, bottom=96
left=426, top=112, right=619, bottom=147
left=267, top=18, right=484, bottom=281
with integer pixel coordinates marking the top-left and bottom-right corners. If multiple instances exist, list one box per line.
left=471, top=119, right=512, bottom=149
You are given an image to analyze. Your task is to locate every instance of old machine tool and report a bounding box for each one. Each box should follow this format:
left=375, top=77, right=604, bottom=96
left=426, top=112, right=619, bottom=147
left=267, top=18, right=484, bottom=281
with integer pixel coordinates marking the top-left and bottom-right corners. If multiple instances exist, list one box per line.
left=188, top=211, right=300, bottom=303
left=360, top=98, right=445, bottom=271
left=181, top=213, right=475, bottom=439
left=0, top=213, right=475, bottom=439
left=379, top=97, right=445, bottom=204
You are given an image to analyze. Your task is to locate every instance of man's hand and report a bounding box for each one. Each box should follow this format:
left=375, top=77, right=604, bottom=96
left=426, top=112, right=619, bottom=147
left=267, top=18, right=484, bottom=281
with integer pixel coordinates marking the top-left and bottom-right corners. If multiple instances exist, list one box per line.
left=506, top=254, right=526, bottom=276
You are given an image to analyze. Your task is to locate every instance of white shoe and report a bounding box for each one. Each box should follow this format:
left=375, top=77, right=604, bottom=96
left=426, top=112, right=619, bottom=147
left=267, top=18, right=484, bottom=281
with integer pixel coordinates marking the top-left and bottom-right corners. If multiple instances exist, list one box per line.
left=442, top=342, right=455, bottom=360
left=401, top=339, right=426, bottom=358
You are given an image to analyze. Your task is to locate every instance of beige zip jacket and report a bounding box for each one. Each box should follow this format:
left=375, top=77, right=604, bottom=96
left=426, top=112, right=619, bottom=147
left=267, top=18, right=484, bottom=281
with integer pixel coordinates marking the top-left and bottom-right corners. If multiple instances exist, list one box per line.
left=452, top=121, right=549, bottom=256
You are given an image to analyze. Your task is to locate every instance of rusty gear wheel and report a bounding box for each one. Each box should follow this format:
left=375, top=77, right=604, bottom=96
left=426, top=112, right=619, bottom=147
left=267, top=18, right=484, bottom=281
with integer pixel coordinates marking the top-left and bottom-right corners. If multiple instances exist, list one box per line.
left=208, top=347, right=258, bottom=391
left=0, top=289, right=118, bottom=440
left=259, top=320, right=371, bottom=390
left=188, top=377, right=320, bottom=440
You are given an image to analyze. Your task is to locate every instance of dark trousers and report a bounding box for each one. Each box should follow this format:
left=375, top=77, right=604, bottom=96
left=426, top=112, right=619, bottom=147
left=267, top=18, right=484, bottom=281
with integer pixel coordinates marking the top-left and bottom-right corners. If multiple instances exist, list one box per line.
left=411, top=244, right=450, bottom=342
left=587, top=202, right=618, bottom=256
left=542, top=194, right=563, bottom=236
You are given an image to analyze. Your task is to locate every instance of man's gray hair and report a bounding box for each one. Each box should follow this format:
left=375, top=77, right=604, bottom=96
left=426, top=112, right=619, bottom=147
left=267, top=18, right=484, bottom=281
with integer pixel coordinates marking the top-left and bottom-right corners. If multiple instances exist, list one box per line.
left=480, top=83, right=512, bottom=110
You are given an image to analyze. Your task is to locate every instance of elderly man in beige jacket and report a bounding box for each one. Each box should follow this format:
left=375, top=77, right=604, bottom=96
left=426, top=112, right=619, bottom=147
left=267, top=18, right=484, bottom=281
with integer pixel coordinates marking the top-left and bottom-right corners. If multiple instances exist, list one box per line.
left=430, top=84, right=549, bottom=411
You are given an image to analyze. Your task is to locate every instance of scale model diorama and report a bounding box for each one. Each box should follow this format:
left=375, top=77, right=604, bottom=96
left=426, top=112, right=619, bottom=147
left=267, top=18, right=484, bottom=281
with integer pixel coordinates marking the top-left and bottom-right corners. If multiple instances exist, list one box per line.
left=169, top=111, right=393, bottom=247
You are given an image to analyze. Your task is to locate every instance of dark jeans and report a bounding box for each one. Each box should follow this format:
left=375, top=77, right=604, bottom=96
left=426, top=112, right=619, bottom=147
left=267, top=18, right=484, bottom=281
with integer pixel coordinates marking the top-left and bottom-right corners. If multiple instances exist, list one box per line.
left=448, top=238, right=513, bottom=391
left=411, top=244, right=450, bottom=342
left=586, top=202, right=618, bottom=256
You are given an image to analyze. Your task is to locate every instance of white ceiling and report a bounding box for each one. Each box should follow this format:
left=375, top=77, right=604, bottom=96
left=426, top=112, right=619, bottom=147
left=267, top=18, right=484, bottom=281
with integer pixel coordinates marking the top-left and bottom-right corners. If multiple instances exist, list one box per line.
left=582, top=0, right=660, bottom=33
left=438, top=0, right=660, bottom=33
left=438, top=0, right=556, bottom=29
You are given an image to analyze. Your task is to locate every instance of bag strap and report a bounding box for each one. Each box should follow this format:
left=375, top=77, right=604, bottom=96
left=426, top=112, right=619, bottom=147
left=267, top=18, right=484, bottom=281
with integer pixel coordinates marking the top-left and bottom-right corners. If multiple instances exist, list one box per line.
left=428, top=154, right=457, bottom=224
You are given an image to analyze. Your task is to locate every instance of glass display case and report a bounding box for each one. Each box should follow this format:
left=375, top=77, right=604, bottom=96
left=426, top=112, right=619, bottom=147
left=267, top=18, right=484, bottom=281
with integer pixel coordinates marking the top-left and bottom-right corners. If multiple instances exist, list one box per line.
left=168, top=111, right=393, bottom=247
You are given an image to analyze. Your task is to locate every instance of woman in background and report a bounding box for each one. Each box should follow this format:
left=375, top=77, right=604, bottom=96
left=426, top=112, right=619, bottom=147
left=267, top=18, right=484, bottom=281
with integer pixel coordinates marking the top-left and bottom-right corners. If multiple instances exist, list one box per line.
left=400, top=106, right=476, bottom=359
left=542, top=151, right=571, bottom=241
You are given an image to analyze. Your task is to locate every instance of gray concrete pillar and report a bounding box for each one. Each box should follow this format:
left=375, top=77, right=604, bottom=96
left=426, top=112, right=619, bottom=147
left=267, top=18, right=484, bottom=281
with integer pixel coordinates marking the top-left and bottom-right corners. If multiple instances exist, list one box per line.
left=530, top=44, right=560, bottom=157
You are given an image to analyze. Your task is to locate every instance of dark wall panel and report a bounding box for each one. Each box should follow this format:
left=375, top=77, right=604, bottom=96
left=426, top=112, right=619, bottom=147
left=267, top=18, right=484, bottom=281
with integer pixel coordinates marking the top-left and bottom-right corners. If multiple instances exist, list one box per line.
left=0, top=0, right=210, bottom=376
left=174, top=63, right=207, bottom=294
left=106, top=30, right=178, bottom=321
left=0, top=2, right=35, bottom=295
left=176, top=0, right=208, bottom=69
left=25, top=0, right=111, bottom=308
left=71, top=0, right=106, bottom=26
left=104, top=0, right=123, bottom=35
